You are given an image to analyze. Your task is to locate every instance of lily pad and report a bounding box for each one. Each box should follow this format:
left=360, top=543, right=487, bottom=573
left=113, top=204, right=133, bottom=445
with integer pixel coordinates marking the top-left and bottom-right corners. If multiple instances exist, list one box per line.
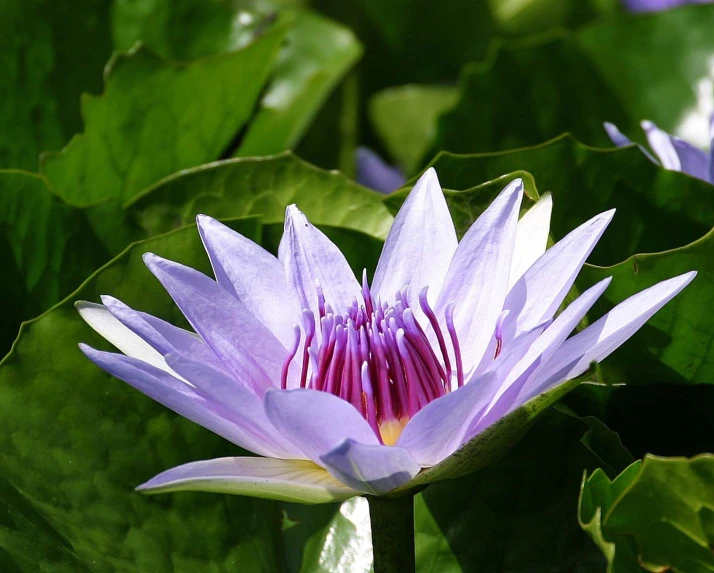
left=126, top=152, right=394, bottom=240
left=580, top=455, right=714, bottom=572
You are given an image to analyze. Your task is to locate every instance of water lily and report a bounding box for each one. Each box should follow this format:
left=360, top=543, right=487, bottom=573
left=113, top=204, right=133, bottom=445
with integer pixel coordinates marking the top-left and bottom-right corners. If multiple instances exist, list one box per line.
left=605, top=117, right=714, bottom=183
left=355, top=146, right=406, bottom=194
left=77, top=169, right=695, bottom=504
left=622, top=0, right=713, bottom=12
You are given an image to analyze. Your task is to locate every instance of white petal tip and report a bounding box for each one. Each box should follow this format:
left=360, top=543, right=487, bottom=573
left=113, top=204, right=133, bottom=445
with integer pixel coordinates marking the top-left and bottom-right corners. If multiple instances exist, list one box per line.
left=640, top=120, right=655, bottom=130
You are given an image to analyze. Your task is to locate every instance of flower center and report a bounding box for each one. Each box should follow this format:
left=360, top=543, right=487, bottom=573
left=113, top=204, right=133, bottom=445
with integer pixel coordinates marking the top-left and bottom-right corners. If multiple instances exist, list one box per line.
left=281, top=272, right=465, bottom=445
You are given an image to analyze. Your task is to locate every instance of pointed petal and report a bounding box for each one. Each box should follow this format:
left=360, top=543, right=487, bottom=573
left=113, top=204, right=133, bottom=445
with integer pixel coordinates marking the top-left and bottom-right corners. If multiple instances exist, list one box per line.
left=355, top=147, right=406, bottom=194
left=642, top=120, right=681, bottom=170
left=604, top=122, right=633, bottom=148
left=320, top=439, right=420, bottom=495
left=509, top=193, right=552, bottom=289
left=79, top=345, right=280, bottom=457
left=76, top=302, right=170, bottom=374
left=520, top=271, right=697, bottom=403
left=165, top=354, right=305, bottom=459
left=264, top=389, right=379, bottom=466
left=144, top=253, right=287, bottom=393
left=473, top=277, right=613, bottom=434
left=197, top=215, right=298, bottom=347
left=99, top=295, right=231, bottom=376
left=279, top=205, right=362, bottom=317
left=604, top=122, right=660, bottom=164
left=137, top=457, right=358, bottom=504
left=435, top=178, right=523, bottom=373
left=642, top=120, right=709, bottom=181
left=372, top=167, right=458, bottom=306
left=504, top=209, right=614, bottom=340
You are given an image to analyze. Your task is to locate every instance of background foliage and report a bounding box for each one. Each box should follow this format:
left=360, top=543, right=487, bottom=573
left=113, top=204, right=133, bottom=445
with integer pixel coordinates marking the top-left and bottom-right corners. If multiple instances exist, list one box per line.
left=1, top=0, right=713, bottom=571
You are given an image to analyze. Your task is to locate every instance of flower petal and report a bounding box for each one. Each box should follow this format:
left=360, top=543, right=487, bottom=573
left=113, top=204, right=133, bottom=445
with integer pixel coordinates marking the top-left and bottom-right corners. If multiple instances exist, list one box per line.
left=604, top=122, right=659, bottom=164
left=144, top=253, right=287, bottom=393
left=604, top=122, right=634, bottom=148
left=197, top=215, right=298, bottom=347
left=472, top=277, right=613, bottom=434
left=372, top=167, right=458, bottom=307
left=279, top=205, right=362, bottom=317
left=164, top=354, right=305, bottom=459
left=99, top=295, right=231, bottom=376
left=355, top=147, right=406, bottom=194
left=519, top=271, right=697, bottom=403
left=263, top=388, right=379, bottom=466
left=509, top=192, right=552, bottom=289
left=76, top=302, right=170, bottom=374
left=642, top=120, right=710, bottom=181
left=435, top=178, right=523, bottom=373
left=79, top=345, right=281, bottom=457
left=136, top=457, right=358, bottom=504
left=320, top=439, right=420, bottom=495
left=396, top=372, right=496, bottom=466
left=503, top=209, right=614, bottom=340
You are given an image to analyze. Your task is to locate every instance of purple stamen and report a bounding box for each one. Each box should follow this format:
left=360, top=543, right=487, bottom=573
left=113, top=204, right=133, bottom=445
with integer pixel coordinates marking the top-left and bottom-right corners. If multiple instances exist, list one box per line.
left=419, top=287, right=453, bottom=383
left=281, top=276, right=466, bottom=440
left=445, top=302, right=463, bottom=388
left=281, top=325, right=301, bottom=390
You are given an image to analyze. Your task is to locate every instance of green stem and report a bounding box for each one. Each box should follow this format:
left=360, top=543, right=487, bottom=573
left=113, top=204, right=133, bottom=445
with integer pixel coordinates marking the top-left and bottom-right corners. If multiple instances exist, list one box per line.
left=368, top=494, right=416, bottom=573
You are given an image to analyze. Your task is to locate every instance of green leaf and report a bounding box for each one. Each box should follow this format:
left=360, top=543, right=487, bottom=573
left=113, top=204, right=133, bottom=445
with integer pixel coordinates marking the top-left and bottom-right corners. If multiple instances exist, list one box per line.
left=0, top=217, right=300, bottom=572
left=429, top=5, right=714, bottom=159
left=369, top=85, right=459, bottom=174
left=236, top=10, right=362, bottom=157
left=0, top=171, right=109, bottom=354
left=111, top=0, right=279, bottom=60
left=125, top=152, right=394, bottom=240
left=0, top=0, right=113, bottom=170
left=580, top=455, right=714, bottom=572
left=414, top=407, right=633, bottom=572
left=40, top=20, right=289, bottom=206
left=422, top=135, right=714, bottom=265
left=578, top=227, right=714, bottom=386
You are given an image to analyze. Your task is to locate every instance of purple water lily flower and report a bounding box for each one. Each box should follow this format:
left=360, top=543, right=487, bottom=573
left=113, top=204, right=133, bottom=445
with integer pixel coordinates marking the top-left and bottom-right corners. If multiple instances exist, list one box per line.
left=355, top=147, right=406, bottom=194
left=77, top=169, right=695, bottom=502
left=623, top=0, right=713, bottom=12
left=605, top=117, right=714, bottom=183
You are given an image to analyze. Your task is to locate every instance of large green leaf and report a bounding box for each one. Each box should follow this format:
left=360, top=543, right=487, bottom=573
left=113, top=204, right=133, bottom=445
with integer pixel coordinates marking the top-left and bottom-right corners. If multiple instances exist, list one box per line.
left=0, top=171, right=109, bottom=355
left=414, top=407, right=632, bottom=572
left=423, top=136, right=714, bottom=265
left=579, top=228, right=714, bottom=386
left=40, top=20, right=289, bottom=206
left=0, top=0, right=113, bottom=170
left=429, top=5, right=714, bottom=159
left=580, top=455, right=714, bottom=572
left=126, top=152, right=394, bottom=240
